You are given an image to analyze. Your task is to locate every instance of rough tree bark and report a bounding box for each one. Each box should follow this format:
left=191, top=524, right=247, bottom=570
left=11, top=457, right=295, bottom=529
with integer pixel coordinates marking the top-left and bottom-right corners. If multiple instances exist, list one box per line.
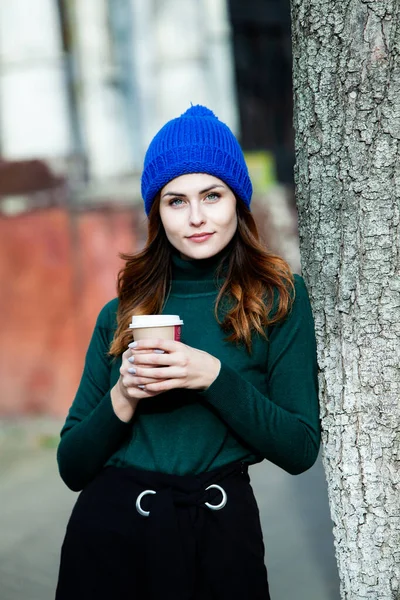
left=290, top=1, right=400, bottom=598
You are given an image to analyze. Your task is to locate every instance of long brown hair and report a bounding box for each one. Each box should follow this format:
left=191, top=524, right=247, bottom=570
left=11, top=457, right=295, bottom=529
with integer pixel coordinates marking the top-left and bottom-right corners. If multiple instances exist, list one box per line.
left=109, top=197, right=294, bottom=355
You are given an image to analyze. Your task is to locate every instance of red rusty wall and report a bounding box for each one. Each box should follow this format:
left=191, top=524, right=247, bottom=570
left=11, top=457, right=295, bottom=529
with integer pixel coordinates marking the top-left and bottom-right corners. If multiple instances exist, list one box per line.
left=76, top=208, right=145, bottom=341
left=0, top=205, right=142, bottom=417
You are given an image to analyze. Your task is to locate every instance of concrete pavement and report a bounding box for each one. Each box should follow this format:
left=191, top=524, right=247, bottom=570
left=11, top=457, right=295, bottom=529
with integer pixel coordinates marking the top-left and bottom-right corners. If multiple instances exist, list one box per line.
left=0, top=418, right=340, bottom=599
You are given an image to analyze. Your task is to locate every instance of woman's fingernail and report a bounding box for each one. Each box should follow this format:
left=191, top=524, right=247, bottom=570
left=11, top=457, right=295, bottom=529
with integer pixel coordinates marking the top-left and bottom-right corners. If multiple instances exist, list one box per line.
left=128, top=367, right=136, bottom=374
left=128, top=342, right=137, bottom=348
left=138, top=385, right=146, bottom=390
left=128, top=356, right=135, bottom=363
left=153, top=349, right=164, bottom=354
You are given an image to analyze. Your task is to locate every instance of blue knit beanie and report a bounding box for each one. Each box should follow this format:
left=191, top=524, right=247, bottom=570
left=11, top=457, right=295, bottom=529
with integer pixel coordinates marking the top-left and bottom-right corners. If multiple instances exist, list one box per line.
left=141, top=105, right=252, bottom=215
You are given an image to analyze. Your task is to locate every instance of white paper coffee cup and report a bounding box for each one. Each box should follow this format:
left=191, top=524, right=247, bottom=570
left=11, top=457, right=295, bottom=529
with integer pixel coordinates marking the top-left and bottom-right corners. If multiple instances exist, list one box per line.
left=129, top=315, right=183, bottom=341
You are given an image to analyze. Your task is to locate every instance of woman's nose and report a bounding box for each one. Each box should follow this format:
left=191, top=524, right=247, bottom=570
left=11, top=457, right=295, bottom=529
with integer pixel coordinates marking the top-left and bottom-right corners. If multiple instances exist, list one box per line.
left=189, top=206, right=206, bottom=226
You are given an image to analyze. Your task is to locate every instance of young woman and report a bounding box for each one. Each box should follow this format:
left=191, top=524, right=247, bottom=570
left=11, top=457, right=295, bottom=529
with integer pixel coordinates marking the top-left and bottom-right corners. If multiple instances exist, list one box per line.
left=56, top=105, right=320, bottom=600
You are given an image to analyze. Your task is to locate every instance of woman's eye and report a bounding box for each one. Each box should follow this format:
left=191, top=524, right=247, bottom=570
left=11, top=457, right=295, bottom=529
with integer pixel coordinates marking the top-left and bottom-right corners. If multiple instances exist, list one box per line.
left=205, top=192, right=220, bottom=201
left=170, top=197, right=184, bottom=206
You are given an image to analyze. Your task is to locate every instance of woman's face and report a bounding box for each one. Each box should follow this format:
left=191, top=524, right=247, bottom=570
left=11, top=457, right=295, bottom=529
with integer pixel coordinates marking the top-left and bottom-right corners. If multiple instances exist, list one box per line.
left=159, top=173, right=237, bottom=260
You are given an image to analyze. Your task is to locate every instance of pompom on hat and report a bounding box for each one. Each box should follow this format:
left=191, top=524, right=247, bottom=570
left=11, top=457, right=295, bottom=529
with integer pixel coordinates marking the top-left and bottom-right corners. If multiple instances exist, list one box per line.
left=141, top=105, right=253, bottom=215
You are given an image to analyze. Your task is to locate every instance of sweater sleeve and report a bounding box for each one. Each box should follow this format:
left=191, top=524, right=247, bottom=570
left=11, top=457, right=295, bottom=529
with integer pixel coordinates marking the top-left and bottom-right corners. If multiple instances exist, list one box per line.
left=57, top=300, right=131, bottom=491
left=199, top=275, right=321, bottom=475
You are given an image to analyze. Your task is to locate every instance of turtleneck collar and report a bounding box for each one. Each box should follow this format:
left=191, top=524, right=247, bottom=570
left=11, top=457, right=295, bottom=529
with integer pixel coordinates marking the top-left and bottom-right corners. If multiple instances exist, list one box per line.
left=169, top=246, right=230, bottom=297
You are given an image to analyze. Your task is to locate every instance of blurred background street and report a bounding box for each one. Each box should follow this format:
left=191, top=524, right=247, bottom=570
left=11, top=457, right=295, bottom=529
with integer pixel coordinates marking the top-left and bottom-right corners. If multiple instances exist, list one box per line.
left=1, top=0, right=340, bottom=597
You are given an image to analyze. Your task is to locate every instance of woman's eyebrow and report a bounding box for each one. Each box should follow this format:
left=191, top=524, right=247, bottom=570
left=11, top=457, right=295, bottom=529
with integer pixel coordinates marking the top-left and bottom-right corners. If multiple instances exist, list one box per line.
left=161, top=191, right=186, bottom=198
left=199, top=184, right=225, bottom=194
left=161, top=184, right=225, bottom=199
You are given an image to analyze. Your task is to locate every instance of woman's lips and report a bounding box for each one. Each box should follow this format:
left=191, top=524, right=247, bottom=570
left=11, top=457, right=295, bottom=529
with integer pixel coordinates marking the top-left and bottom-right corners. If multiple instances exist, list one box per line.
left=187, top=233, right=214, bottom=243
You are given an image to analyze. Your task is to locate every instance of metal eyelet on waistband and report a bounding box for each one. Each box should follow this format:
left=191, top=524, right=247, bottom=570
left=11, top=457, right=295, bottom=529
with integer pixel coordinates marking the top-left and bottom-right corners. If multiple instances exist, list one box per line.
left=136, top=489, right=156, bottom=517
left=204, top=484, right=227, bottom=510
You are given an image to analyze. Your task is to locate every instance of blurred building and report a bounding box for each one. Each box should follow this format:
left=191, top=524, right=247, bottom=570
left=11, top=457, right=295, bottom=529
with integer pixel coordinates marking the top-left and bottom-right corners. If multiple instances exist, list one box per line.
left=0, top=0, right=238, bottom=203
left=0, top=0, right=294, bottom=198
left=229, top=0, right=294, bottom=184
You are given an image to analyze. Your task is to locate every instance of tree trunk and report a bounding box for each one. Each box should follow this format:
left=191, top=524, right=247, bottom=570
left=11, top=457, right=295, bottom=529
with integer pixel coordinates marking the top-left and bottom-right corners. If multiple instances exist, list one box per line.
left=290, top=1, right=400, bottom=598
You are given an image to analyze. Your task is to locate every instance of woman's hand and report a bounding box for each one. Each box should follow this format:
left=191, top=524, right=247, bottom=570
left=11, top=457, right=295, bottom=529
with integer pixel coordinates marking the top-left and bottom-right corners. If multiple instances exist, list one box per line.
left=110, top=347, right=167, bottom=422
left=126, top=339, right=221, bottom=393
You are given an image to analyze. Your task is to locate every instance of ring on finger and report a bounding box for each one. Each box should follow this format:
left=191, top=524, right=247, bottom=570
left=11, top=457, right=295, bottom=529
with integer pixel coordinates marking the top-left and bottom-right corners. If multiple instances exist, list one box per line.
left=138, top=384, right=146, bottom=390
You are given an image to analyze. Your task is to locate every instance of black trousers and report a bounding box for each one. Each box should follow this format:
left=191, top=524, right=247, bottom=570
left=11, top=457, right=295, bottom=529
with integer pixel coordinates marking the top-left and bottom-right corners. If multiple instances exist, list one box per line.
left=55, top=462, right=270, bottom=600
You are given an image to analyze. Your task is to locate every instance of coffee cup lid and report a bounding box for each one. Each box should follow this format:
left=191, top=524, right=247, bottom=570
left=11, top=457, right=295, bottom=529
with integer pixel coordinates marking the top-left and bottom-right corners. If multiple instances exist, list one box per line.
left=129, top=315, right=184, bottom=329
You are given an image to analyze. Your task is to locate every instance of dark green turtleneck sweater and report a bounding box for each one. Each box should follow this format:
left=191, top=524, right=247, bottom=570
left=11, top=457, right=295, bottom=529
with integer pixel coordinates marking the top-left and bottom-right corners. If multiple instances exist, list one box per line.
left=57, top=252, right=320, bottom=491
